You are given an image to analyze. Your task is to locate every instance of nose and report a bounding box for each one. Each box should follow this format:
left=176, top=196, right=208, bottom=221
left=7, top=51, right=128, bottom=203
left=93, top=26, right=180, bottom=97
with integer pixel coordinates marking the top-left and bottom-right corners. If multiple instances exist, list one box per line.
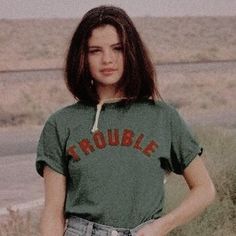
left=102, top=49, right=113, bottom=64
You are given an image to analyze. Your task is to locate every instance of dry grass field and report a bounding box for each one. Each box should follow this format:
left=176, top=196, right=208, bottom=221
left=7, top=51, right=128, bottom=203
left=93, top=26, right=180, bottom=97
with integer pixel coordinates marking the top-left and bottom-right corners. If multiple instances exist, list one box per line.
left=0, top=64, right=235, bottom=128
left=0, top=126, right=235, bottom=236
left=0, top=16, right=236, bottom=235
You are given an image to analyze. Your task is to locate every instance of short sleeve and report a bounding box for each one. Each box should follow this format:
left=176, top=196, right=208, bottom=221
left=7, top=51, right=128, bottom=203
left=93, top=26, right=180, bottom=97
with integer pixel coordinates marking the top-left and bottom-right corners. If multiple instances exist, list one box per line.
left=36, top=118, right=68, bottom=177
left=167, top=108, right=203, bottom=175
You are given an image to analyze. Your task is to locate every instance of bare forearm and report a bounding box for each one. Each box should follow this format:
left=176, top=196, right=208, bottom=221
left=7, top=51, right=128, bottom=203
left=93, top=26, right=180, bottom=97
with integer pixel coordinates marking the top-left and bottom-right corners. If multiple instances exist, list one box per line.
left=40, top=207, right=65, bottom=236
left=153, top=185, right=215, bottom=234
left=136, top=158, right=215, bottom=236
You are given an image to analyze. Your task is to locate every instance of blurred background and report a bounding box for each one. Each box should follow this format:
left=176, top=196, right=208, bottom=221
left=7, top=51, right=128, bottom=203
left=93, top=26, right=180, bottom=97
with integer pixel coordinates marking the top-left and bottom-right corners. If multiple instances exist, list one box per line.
left=0, top=1, right=235, bottom=235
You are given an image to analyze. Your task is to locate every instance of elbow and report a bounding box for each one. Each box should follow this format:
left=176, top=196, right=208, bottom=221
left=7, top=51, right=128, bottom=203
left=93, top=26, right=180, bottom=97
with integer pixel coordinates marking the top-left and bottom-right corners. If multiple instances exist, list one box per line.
left=205, top=181, right=216, bottom=205
left=192, top=181, right=216, bottom=206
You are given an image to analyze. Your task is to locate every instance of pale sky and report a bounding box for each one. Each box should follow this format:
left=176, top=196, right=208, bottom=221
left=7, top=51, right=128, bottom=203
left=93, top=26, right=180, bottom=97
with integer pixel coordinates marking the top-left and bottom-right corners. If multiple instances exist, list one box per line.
left=0, top=0, right=236, bottom=19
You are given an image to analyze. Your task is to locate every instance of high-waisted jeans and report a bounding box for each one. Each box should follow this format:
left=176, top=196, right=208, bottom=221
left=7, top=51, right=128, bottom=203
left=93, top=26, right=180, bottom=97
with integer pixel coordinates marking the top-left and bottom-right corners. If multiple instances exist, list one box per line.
left=64, top=216, right=156, bottom=236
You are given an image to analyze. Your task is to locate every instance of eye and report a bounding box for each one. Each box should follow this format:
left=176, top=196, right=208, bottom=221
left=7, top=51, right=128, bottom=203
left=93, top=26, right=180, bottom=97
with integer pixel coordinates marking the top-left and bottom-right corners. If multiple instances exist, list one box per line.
left=88, top=49, right=101, bottom=54
left=113, top=46, right=123, bottom=51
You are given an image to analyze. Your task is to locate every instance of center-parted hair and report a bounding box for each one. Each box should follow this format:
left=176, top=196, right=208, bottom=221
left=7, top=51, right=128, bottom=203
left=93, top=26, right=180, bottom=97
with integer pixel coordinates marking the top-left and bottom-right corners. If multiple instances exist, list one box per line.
left=65, top=5, right=160, bottom=105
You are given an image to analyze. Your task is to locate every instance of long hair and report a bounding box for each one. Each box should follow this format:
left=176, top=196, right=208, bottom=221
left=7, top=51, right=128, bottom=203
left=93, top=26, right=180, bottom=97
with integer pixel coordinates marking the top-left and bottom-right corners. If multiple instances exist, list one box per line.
left=65, top=5, right=160, bottom=105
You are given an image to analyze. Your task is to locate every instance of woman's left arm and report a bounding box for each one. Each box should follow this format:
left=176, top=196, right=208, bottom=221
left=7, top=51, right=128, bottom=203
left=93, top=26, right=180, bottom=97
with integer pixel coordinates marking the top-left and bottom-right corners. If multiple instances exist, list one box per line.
left=136, top=156, right=216, bottom=236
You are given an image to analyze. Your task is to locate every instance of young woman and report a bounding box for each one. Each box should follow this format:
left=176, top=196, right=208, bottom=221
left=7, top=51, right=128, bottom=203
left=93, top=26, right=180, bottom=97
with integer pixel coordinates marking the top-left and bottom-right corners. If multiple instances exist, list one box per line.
left=36, top=5, right=216, bottom=236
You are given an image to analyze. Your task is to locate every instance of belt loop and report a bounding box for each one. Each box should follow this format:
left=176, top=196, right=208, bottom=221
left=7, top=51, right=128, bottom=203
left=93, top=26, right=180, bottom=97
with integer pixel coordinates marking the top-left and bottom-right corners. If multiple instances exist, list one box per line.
left=86, top=221, right=94, bottom=236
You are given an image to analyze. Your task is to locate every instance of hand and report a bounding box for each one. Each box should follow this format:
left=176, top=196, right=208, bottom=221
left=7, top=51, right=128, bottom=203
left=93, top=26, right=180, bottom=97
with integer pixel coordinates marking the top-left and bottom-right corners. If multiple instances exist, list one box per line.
left=135, top=222, right=157, bottom=236
left=135, top=218, right=169, bottom=236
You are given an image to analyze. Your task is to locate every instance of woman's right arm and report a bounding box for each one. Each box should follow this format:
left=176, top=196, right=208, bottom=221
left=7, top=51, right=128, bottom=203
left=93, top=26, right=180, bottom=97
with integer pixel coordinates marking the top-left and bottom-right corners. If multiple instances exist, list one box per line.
left=40, top=165, right=66, bottom=236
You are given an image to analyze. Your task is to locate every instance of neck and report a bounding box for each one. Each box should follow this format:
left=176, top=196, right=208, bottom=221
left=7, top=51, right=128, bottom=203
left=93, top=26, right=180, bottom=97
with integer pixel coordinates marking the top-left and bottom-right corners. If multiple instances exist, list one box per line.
left=96, top=84, right=125, bottom=102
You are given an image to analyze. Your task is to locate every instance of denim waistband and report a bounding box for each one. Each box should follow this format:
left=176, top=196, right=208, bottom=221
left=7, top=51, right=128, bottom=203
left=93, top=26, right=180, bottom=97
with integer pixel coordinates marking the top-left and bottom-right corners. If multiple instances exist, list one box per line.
left=65, top=216, right=156, bottom=236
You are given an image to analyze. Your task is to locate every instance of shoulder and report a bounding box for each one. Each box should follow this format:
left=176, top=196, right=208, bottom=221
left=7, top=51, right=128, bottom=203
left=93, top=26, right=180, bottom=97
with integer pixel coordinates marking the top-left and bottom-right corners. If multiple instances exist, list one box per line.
left=44, top=101, right=90, bottom=126
left=134, top=99, right=180, bottom=124
left=152, top=99, right=179, bottom=117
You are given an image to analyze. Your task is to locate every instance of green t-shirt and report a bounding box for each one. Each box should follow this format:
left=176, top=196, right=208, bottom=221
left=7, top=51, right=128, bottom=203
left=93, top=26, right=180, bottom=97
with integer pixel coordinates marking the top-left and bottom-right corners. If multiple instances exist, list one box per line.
left=36, top=99, right=202, bottom=228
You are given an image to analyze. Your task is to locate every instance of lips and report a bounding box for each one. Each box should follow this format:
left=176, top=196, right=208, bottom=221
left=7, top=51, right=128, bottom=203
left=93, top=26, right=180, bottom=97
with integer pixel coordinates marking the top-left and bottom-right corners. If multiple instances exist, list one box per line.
left=100, top=68, right=117, bottom=73
left=100, top=68, right=117, bottom=76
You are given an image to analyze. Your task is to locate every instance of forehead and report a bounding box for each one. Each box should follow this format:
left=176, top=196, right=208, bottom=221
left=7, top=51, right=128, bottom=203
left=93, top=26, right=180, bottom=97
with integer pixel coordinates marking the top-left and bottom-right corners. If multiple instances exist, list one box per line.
left=88, top=25, right=120, bottom=46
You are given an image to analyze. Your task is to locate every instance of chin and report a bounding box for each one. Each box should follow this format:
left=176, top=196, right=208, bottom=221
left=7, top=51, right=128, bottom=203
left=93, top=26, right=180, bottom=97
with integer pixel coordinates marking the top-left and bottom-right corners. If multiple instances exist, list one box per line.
left=96, top=79, right=121, bottom=86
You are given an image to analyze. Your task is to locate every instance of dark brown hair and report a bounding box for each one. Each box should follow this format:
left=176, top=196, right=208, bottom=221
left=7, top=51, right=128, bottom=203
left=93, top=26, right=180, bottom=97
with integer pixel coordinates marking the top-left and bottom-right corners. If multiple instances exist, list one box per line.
left=65, top=5, right=160, bottom=105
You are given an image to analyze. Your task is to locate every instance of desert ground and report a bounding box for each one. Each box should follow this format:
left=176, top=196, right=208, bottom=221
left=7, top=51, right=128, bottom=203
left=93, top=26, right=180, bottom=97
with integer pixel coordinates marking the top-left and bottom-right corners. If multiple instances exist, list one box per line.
left=0, top=16, right=236, bottom=71
left=0, top=16, right=235, bottom=235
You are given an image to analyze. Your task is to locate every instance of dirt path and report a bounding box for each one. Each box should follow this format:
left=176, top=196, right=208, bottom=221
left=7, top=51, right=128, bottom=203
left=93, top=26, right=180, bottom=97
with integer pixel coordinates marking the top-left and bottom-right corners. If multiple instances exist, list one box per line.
left=0, top=126, right=41, bottom=157
left=0, top=153, right=44, bottom=216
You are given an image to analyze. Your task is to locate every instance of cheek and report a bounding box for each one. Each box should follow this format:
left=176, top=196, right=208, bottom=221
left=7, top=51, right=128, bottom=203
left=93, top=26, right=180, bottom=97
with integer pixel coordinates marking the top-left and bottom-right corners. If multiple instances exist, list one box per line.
left=119, top=56, right=124, bottom=72
left=88, top=57, right=98, bottom=73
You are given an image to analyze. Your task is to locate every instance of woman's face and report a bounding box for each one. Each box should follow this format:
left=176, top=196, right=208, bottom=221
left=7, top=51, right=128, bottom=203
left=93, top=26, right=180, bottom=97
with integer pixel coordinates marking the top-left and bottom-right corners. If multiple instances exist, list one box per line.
left=87, top=25, right=124, bottom=88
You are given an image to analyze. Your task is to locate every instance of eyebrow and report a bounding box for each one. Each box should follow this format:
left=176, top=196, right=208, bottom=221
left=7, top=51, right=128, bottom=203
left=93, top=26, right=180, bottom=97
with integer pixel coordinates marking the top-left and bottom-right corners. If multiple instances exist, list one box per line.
left=88, top=42, right=122, bottom=48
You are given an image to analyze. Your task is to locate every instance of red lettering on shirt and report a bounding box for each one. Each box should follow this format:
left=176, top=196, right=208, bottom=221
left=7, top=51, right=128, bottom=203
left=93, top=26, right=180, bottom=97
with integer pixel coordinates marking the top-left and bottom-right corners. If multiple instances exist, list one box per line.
left=121, top=129, right=134, bottom=146
left=79, top=139, right=95, bottom=155
left=143, top=140, right=159, bottom=157
left=67, top=145, right=80, bottom=161
left=69, top=128, right=159, bottom=160
left=93, top=131, right=106, bottom=149
left=108, top=129, right=119, bottom=146
left=133, top=133, right=144, bottom=151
